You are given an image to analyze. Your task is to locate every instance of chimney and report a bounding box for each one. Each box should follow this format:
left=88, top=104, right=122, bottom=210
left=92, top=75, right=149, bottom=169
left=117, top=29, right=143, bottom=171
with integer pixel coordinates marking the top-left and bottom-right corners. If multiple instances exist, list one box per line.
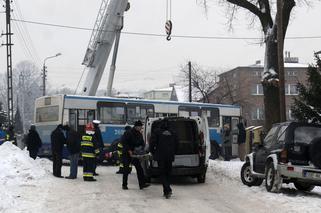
left=255, top=60, right=261, bottom=65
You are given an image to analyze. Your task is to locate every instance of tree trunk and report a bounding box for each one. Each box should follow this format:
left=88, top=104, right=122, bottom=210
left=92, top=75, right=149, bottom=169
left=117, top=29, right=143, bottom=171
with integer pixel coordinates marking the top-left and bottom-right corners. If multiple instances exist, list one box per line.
left=262, top=26, right=280, bottom=131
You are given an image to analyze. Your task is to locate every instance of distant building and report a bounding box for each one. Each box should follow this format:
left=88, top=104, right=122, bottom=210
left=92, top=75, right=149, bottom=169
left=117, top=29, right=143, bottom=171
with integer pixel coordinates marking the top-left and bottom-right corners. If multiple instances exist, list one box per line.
left=143, top=87, right=173, bottom=101
left=208, top=53, right=309, bottom=126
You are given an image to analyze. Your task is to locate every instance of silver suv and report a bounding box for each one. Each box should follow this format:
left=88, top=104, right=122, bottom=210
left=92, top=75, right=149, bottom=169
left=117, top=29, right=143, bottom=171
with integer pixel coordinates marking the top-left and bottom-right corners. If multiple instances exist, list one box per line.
left=241, top=122, right=321, bottom=192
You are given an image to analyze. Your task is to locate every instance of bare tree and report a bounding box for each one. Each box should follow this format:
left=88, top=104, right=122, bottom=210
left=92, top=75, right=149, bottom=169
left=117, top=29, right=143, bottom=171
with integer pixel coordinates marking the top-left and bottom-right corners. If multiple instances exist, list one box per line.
left=180, top=62, right=218, bottom=103
left=201, top=0, right=312, bottom=130
left=0, top=61, right=42, bottom=131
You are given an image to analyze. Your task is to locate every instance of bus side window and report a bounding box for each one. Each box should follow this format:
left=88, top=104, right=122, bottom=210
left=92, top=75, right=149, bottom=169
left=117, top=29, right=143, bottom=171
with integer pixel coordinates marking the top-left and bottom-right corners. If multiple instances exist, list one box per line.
left=201, top=108, right=220, bottom=127
left=127, top=103, right=154, bottom=124
left=97, top=102, right=126, bottom=124
left=178, top=106, right=201, bottom=117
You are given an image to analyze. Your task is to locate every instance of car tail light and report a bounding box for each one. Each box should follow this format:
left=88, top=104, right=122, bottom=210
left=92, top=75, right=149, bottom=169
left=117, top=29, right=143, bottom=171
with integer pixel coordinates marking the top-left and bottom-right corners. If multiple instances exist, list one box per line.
left=287, top=166, right=294, bottom=171
left=199, top=131, right=204, bottom=145
left=280, top=149, right=288, bottom=163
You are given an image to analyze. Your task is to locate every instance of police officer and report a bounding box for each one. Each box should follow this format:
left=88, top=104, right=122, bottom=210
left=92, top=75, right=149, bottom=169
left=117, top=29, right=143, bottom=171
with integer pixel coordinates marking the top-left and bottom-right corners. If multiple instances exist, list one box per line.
left=81, top=122, right=99, bottom=181
left=150, top=118, right=178, bottom=199
left=93, top=120, right=103, bottom=176
left=122, top=120, right=150, bottom=190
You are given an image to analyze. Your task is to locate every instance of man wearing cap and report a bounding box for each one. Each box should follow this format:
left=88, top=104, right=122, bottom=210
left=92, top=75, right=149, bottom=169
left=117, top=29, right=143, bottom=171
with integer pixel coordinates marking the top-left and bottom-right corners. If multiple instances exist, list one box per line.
left=122, top=120, right=150, bottom=190
left=93, top=120, right=104, bottom=176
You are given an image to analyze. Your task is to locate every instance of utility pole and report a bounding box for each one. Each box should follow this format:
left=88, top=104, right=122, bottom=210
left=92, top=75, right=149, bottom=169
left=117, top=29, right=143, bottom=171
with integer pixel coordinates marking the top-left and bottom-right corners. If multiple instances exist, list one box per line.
left=42, top=64, right=47, bottom=96
left=188, top=61, right=192, bottom=102
left=277, top=0, right=286, bottom=122
left=2, top=0, right=14, bottom=126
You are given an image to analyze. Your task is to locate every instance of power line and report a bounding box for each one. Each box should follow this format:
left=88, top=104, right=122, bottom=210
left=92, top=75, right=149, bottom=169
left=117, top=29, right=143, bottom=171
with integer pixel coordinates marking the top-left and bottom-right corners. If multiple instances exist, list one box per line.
left=11, top=18, right=321, bottom=40
left=13, top=1, right=42, bottom=66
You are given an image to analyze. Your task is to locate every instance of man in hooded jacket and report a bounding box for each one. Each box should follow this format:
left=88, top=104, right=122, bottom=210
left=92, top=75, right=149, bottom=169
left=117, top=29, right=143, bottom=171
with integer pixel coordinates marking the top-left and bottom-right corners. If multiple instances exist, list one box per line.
left=51, top=124, right=66, bottom=178
left=150, top=119, right=178, bottom=198
left=26, top=125, right=42, bottom=159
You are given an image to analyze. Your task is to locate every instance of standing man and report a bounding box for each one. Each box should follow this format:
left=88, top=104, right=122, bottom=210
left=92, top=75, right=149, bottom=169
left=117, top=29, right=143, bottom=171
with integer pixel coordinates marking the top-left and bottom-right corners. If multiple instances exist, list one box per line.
left=93, top=120, right=104, bottom=176
left=81, top=122, right=98, bottom=181
left=237, top=121, right=246, bottom=161
left=65, top=126, right=81, bottom=179
left=116, top=125, right=132, bottom=174
left=122, top=120, right=150, bottom=190
left=26, top=125, right=42, bottom=159
left=222, top=124, right=232, bottom=161
left=150, top=119, right=178, bottom=199
left=50, top=124, right=66, bottom=178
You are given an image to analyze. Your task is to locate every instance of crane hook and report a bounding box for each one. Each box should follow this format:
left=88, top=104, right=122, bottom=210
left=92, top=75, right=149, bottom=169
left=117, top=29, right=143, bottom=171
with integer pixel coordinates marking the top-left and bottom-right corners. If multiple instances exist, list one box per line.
left=165, top=20, right=172, bottom=41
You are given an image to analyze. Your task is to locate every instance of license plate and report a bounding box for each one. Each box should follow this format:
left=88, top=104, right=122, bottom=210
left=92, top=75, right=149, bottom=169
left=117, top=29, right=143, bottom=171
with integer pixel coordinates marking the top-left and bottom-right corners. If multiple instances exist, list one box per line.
left=304, top=171, right=321, bottom=179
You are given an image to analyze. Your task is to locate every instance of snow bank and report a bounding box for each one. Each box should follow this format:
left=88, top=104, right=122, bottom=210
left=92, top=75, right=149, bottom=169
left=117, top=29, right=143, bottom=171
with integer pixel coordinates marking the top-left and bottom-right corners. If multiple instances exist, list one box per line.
left=0, top=142, right=52, bottom=212
left=0, top=142, right=51, bottom=185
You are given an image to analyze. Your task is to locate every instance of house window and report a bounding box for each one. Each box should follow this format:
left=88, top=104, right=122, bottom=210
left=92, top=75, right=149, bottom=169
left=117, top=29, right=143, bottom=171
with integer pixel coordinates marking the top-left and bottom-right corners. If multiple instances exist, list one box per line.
left=287, top=71, right=297, bottom=76
left=252, top=71, right=262, bottom=76
left=251, top=84, right=263, bottom=95
left=285, top=84, right=298, bottom=95
left=251, top=108, right=264, bottom=120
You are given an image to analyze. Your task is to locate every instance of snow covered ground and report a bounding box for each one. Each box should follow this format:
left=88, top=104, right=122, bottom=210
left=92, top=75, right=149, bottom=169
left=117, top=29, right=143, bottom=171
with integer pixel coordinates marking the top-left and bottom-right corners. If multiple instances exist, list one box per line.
left=1, top=142, right=321, bottom=213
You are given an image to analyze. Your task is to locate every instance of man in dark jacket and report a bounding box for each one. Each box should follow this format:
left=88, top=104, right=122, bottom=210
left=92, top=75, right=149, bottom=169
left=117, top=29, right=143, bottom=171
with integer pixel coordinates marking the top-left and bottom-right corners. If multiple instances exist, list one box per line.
left=65, top=125, right=81, bottom=179
left=26, top=125, right=42, bottom=159
left=51, top=124, right=66, bottom=178
left=150, top=119, right=178, bottom=198
left=93, top=120, right=103, bottom=176
left=237, top=122, right=246, bottom=161
left=122, top=120, right=150, bottom=190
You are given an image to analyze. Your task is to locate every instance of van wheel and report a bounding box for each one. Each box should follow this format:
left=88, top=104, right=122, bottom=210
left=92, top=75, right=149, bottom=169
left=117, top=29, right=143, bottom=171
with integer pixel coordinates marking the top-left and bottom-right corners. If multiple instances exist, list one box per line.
left=197, top=173, right=206, bottom=183
left=240, top=162, right=263, bottom=187
left=294, top=182, right=315, bottom=192
left=265, top=162, right=282, bottom=193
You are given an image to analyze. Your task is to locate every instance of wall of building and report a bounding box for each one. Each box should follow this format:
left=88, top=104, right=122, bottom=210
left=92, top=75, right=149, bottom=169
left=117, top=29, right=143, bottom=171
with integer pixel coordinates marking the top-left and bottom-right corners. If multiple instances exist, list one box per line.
left=208, top=63, right=308, bottom=127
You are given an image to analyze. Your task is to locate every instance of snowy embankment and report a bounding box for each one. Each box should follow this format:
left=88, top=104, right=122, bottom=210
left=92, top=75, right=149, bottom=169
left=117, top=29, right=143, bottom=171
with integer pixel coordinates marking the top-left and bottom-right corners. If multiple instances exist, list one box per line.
left=209, top=159, right=321, bottom=213
left=0, top=142, right=52, bottom=212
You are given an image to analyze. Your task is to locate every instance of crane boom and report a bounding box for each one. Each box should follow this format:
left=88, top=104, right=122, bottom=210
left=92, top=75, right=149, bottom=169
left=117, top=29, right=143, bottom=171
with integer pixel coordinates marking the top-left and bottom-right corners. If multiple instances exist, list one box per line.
left=81, top=0, right=129, bottom=96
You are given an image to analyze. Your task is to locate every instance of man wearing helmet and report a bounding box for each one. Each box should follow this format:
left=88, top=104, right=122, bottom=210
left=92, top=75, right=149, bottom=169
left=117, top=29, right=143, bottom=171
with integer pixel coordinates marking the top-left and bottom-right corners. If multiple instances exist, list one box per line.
left=81, top=122, right=99, bottom=181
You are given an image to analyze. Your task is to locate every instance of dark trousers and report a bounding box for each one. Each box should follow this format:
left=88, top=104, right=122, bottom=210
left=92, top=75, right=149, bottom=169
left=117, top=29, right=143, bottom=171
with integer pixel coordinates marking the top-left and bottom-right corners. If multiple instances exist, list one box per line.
left=69, top=153, right=79, bottom=178
left=158, top=160, right=173, bottom=194
left=29, top=149, right=38, bottom=160
left=122, top=157, right=145, bottom=187
left=83, top=157, right=95, bottom=180
left=52, top=152, right=62, bottom=177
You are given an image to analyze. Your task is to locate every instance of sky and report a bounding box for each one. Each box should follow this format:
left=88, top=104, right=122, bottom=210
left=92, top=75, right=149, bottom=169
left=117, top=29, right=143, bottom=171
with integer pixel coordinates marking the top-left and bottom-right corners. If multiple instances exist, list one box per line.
left=0, top=0, right=321, bottom=94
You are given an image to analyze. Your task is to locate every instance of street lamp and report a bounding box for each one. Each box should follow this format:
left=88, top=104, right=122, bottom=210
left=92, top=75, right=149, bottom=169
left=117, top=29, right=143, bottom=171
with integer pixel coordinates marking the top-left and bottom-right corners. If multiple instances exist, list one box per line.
left=42, top=53, right=62, bottom=96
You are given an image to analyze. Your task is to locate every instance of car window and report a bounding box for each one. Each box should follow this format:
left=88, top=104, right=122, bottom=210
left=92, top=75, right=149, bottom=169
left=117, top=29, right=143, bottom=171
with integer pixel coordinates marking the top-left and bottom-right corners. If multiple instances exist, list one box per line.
left=294, top=126, right=321, bottom=144
left=277, top=125, right=288, bottom=143
left=264, top=126, right=278, bottom=148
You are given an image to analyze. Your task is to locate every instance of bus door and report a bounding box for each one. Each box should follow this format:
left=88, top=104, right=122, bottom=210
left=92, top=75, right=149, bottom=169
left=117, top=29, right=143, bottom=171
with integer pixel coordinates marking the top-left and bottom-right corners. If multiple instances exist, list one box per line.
left=222, top=116, right=239, bottom=157
left=69, top=109, right=95, bottom=135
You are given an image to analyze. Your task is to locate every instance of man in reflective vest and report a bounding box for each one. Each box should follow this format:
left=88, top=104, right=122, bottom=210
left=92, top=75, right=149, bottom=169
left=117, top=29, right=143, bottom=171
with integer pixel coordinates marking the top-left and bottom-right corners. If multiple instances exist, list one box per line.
left=81, top=122, right=99, bottom=181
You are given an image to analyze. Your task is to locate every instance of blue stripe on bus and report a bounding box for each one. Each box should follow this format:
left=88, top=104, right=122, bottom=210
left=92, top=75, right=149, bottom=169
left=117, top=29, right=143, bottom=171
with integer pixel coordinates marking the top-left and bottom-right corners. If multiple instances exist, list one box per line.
left=64, top=95, right=240, bottom=109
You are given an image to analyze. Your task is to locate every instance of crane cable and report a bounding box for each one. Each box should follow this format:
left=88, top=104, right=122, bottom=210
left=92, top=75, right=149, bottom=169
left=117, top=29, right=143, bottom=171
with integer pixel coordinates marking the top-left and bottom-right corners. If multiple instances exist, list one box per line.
left=165, top=0, right=172, bottom=41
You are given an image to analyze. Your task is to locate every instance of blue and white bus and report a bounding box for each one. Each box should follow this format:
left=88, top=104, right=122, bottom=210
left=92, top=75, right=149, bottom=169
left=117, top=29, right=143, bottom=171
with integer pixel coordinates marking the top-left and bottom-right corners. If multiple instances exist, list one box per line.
left=34, top=94, right=240, bottom=157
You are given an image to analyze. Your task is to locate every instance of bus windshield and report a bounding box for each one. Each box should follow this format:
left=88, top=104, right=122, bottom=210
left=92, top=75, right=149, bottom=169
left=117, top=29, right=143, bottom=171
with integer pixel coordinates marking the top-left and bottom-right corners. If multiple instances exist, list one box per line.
left=36, top=105, right=59, bottom=122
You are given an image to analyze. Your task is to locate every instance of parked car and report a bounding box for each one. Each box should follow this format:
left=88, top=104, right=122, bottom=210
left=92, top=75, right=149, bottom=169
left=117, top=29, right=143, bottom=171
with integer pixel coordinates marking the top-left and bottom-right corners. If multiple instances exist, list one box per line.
left=240, top=122, right=321, bottom=192
left=143, top=116, right=210, bottom=183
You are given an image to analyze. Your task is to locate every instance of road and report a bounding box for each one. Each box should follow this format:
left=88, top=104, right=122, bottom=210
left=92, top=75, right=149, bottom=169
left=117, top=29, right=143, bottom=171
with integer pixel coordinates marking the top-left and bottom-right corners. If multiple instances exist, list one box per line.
left=34, top=165, right=293, bottom=213
left=11, top=160, right=321, bottom=213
